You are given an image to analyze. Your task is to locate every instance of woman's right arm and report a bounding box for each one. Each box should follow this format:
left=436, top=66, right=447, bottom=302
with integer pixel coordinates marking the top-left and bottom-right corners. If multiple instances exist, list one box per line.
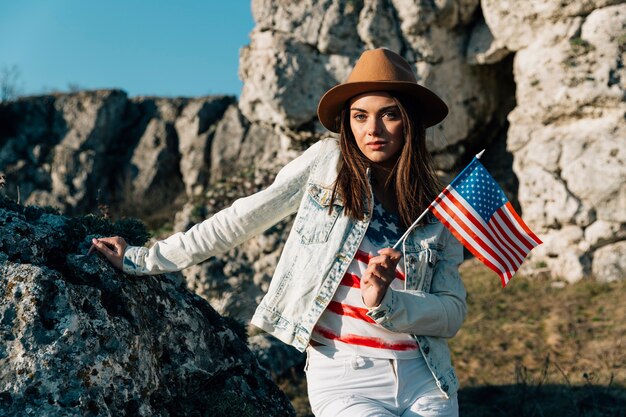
left=93, top=139, right=329, bottom=275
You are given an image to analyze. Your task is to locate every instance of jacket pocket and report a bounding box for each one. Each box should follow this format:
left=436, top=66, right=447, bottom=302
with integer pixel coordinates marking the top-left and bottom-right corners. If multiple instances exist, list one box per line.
left=293, top=183, right=343, bottom=245
left=419, top=243, right=442, bottom=293
left=405, top=243, right=442, bottom=292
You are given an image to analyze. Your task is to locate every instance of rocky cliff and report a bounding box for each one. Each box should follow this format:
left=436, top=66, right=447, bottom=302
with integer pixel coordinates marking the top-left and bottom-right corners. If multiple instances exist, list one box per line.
left=0, top=194, right=295, bottom=416
left=0, top=1, right=624, bottom=329
left=238, top=0, right=625, bottom=283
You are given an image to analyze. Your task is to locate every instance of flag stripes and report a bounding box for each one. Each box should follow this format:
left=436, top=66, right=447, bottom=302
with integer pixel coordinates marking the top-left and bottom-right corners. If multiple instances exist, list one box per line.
left=437, top=188, right=520, bottom=274
left=430, top=193, right=513, bottom=286
left=428, top=158, right=542, bottom=287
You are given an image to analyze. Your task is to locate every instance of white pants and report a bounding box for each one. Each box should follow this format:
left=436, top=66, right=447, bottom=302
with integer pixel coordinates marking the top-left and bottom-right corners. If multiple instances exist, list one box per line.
left=305, top=345, right=458, bottom=417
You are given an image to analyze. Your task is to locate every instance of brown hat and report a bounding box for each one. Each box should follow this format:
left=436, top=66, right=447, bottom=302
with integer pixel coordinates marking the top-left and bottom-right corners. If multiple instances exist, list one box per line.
left=317, top=48, right=448, bottom=133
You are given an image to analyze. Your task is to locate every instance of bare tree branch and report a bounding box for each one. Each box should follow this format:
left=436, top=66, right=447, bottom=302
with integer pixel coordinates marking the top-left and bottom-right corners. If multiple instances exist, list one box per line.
left=1, top=65, right=24, bottom=101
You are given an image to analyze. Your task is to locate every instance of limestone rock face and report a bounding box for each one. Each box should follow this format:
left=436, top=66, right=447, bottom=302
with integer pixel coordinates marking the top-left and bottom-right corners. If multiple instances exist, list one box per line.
left=1, top=90, right=127, bottom=214
left=0, top=196, right=295, bottom=417
left=238, top=0, right=625, bottom=283
left=491, top=3, right=626, bottom=282
left=0, top=92, right=234, bottom=226
left=241, top=0, right=515, bottom=165
left=209, top=104, right=282, bottom=184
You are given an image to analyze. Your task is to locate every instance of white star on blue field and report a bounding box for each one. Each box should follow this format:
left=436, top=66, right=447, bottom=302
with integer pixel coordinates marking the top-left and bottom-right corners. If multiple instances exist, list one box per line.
left=453, top=160, right=508, bottom=220
left=366, top=200, right=405, bottom=247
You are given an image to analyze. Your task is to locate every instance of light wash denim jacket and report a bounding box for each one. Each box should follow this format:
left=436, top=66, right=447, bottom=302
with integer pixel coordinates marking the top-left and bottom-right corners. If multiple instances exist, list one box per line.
left=123, top=137, right=467, bottom=397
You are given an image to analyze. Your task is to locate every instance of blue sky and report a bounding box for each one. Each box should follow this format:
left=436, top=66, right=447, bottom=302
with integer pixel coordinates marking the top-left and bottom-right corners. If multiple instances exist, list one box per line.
left=0, top=1, right=254, bottom=98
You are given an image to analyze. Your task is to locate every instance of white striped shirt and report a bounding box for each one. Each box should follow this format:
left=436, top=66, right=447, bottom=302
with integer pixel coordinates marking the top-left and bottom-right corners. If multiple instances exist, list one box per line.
left=311, top=201, right=421, bottom=359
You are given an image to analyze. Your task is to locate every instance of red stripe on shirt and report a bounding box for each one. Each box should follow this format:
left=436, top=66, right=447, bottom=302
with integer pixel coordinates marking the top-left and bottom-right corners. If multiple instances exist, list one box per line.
left=314, top=326, right=419, bottom=351
left=326, top=301, right=375, bottom=323
left=340, top=273, right=361, bottom=288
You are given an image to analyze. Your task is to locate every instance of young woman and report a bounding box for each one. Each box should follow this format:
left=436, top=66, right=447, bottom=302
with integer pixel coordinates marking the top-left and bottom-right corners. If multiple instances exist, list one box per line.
left=90, top=48, right=466, bottom=417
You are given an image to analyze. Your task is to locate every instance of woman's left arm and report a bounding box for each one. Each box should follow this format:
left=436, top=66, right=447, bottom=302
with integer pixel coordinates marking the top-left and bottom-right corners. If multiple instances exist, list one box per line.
left=366, top=231, right=467, bottom=338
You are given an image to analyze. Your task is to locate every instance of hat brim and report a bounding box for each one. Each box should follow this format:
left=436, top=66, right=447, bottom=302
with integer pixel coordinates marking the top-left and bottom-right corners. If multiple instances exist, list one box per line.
left=317, top=81, right=448, bottom=133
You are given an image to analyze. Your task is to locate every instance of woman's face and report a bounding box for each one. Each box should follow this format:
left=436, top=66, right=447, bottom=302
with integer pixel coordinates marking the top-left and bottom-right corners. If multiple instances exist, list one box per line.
left=349, top=92, right=404, bottom=168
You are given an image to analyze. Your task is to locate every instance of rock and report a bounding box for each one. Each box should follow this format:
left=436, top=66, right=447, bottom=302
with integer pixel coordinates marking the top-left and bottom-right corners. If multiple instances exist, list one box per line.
left=210, top=105, right=248, bottom=182
left=584, top=220, right=626, bottom=249
left=239, top=30, right=348, bottom=128
left=248, top=333, right=305, bottom=378
left=592, top=241, right=626, bottom=282
left=466, top=17, right=510, bottom=65
left=21, top=90, right=128, bottom=214
left=357, top=0, right=404, bottom=52
left=0, top=196, right=295, bottom=417
left=0, top=92, right=234, bottom=227
left=175, top=96, right=234, bottom=197
left=241, top=0, right=515, bottom=159
left=481, top=0, right=622, bottom=51
left=123, top=103, right=185, bottom=221
left=502, top=3, right=626, bottom=280
left=210, top=105, right=283, bottom=184
left=530, top=226, right=589, bottom=282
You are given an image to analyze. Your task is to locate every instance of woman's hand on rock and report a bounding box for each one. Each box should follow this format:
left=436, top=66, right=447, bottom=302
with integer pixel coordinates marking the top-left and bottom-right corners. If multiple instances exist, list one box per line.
left=361, top=248, right=402, bottom=308
left=88, top=237, right=127, bottom=270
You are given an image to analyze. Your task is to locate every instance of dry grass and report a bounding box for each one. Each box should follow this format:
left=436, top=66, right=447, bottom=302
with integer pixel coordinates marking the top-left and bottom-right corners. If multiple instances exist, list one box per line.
left=276, top=259, right=626, bottom=416
left=453, top=260, right=624, bottom=389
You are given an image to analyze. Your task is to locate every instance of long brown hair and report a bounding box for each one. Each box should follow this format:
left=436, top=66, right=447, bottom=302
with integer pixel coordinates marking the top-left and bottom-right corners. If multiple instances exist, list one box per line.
left=329, top=92, right=441, bottom=228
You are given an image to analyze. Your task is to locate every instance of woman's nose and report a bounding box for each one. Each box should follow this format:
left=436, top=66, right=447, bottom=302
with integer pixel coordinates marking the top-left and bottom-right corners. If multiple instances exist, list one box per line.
left=366, top=118, right=381, bottom=136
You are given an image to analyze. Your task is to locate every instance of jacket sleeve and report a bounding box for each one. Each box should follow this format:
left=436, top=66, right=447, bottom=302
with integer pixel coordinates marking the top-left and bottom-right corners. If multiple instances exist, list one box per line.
left=366, top=230, right=467, bottom=338
left=121, top=139, right=328, bottom=275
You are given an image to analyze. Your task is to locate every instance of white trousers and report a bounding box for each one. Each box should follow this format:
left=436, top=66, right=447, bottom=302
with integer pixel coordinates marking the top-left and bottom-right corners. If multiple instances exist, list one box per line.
left=305, top=345, right=458, bottom=417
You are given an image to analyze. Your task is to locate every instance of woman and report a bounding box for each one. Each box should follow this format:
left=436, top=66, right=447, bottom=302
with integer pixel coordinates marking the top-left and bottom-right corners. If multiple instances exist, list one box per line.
left=90, top=48, right=466, bottom=417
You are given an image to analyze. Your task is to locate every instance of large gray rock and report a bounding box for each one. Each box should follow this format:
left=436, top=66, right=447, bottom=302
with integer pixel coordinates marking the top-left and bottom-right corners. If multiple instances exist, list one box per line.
left=176, top=97, right=235, bottom=197
left=0, top=92, right=235, bottom=227
left=0, top=90, right=127, bottom=214
left=209, top=104, right=282, bottom=184
left=495, top=3, right=626, bottom=282
left=248, top=333, right=305, bottom=379
left=121, top=98, right=186, bottom=223
left=0, top=196, right=295, bottom=416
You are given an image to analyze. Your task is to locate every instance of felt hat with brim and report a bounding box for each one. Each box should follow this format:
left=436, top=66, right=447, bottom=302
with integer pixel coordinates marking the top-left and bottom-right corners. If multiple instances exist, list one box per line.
left=317, top=48, right=448, bottom=133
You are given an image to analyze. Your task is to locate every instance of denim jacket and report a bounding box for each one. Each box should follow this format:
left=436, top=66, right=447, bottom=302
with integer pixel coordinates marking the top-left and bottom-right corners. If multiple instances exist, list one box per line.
left=123, top=137, right=467, bottom=397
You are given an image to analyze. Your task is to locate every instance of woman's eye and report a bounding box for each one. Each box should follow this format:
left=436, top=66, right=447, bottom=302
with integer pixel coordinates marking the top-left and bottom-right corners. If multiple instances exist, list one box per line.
left=382, top=111, right=398, bottom=119
left=353, top=114, right=366, bottom=121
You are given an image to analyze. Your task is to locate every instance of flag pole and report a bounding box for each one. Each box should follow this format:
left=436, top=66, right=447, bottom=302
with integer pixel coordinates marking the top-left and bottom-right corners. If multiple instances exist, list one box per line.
left=392, top=207, right=430, bottom=249
left=391, top=149, right=485, bottom=250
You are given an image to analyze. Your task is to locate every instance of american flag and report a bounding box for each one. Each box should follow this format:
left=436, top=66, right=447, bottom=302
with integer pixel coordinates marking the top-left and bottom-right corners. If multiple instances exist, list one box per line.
left=428, top=155, right=542, bottom=287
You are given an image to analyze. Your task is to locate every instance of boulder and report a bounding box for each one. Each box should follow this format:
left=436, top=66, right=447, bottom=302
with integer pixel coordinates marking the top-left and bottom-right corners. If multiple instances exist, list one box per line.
left=0, top=92, right=234, bottom=227
left=0, top=195, right=295, bottom=417
left=499, top=3, right=626, bottom=281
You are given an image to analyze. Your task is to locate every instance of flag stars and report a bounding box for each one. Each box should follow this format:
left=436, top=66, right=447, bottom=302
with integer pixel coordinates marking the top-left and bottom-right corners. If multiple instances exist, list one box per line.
left=450, top=161, right=513, bottom=220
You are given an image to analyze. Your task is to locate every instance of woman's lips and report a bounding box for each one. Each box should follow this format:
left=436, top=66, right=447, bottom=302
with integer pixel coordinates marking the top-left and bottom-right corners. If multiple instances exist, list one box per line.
left=366, top=141, right=387, bottom=150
